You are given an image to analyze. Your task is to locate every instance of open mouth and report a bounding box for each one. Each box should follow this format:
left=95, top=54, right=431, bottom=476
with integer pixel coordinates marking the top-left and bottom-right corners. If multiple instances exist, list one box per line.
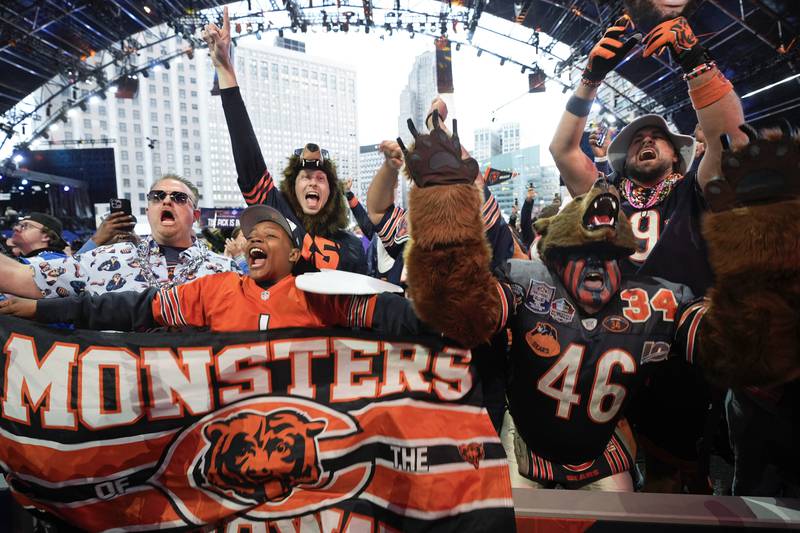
left=583, top=271, right=604, bottom=290
left=248, top=247, right=268, bottom=269
left=160, top=209, right=176, bottom=224
left=582, top=193, right=618, bottom=231
left=305, top=191, right=321, bottom=210
left=638, top=147, right=657, bottom=162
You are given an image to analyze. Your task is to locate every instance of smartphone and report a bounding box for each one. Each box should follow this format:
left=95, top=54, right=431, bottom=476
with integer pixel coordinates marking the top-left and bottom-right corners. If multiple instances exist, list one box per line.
left=595, top=125, right=608, bottom=147
left=109, top=198, right=132, bottom=216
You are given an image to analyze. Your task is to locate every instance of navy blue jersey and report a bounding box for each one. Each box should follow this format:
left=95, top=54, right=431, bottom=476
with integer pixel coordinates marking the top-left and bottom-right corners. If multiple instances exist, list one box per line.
left=611, top=172, right=713, bottom=295
left=500, top=259, right=704, bottom=465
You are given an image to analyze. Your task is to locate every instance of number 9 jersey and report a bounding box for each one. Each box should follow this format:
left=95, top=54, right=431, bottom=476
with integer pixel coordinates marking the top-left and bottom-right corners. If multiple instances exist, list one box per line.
left=499, top=259, right=704, bottom=468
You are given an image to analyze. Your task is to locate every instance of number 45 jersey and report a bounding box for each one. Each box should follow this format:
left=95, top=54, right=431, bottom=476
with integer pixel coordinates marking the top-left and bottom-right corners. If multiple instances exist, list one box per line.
left=500, top=259, right=704, bottom=466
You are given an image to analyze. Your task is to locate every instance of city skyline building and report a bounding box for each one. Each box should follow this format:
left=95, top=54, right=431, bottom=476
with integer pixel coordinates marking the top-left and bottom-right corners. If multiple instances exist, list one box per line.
left=397, top=51, right=438, bottom=147
left=31, top=30, right=359, bottom=225
left=207, top=38, right=359, bottom=207
left=473, top=121, right=520, bottom=162
left=484, top=145, right=559, bottom=220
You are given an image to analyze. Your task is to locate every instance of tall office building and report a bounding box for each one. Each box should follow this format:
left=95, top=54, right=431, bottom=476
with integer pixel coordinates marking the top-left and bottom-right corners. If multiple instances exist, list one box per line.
left=473, top=127, right=501, bottom=163
left=32, top=29, right=359, bottom=221
left=32, top=37, right=215, bottom=219
left=397, top=51, right=438, bottom=146
left=207, top=39, right=359, bottom=207
left=484, top=145, right=559, bottom=220
left=357, top=143, right=404, bottom=211
left=473, top=122, right=520, bottom=164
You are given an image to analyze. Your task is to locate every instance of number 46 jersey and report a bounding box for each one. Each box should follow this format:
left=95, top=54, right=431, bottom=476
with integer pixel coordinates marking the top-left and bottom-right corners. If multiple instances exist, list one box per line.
left=499, top=259, right=705, bottom=466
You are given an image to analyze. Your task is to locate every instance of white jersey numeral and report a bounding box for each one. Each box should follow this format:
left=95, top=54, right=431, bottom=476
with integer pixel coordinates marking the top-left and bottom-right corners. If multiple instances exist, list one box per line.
left=629, top=210, right=661, bottom=263
left=536, top=344, right=637, bottom=424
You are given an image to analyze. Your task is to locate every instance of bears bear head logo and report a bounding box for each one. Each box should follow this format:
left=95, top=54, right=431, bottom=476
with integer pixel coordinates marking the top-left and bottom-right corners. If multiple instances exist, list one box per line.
left=196, top=410, right=326, bottom=504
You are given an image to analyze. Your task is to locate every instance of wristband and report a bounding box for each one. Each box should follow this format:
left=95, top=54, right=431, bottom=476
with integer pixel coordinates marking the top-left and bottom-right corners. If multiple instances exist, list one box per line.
left=683, top=61, right=716, bottom=81
left=345, top=191, right=354, bottom=200
left=580, top=77, right=603, bottom=88
left=566, top=95, right=593, bottom=117
left=688, top=71, right=733, bottom=110
left=594, top=155, right=609, bottom=163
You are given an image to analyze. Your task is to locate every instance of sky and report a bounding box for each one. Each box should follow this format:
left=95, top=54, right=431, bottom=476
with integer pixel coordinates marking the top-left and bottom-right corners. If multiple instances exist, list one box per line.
left=1, top=1, right=581, bottom=167
left=226, top=1, right=577, bottom=166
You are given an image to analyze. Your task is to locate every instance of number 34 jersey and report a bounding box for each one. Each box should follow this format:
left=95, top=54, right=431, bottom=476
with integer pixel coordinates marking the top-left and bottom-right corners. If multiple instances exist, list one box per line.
left=499, top=259, right=705, bottom=465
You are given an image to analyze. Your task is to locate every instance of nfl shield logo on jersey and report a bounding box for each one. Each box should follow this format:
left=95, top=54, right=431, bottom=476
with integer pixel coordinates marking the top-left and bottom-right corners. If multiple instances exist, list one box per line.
left=524, top=280, right=555, bottom=314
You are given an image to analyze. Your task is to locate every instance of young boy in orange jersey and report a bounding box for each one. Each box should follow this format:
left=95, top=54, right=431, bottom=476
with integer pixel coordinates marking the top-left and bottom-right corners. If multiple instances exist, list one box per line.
left=0, top=205, right=419, bottom=334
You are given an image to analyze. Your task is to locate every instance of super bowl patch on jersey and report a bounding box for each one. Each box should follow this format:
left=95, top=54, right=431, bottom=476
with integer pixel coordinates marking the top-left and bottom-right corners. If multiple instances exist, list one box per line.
left=524, top=280, right=555, bottom=314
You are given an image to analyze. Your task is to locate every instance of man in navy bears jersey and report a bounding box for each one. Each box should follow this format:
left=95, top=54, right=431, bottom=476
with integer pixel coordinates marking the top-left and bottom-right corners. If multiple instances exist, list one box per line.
left=402, top=115, right=800, bottom=491
left=549, top=13, right=752, bottom=492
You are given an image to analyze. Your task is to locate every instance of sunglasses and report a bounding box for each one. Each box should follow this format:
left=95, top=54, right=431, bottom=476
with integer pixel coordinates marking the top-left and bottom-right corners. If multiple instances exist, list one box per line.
left=147, top=190, right=194, bottom=205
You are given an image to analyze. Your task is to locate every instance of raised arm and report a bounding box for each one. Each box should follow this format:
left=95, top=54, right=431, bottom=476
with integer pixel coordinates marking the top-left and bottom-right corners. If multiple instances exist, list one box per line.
left=549, top=16, right=640, bottom=196
left=642, top=16, right=748, bottom=189
left=345, top=178, right=375, bottom=239
left=366, top=141, right=404, bottom=225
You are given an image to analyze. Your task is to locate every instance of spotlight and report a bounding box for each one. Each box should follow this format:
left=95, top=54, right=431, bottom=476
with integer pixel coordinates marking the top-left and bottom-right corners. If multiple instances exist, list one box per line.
left=455, top=42, right=461, bottom=51
left=278, top=28, right=284, bottom=38
left=500, top=58, right=506, bottom=66
left=46, top=103, right=52, bottom=117
left=143, top=5, right=152, bottom=15
left=163, top=60, right=170, bottom=70
left=79, top=101, right=87, bottom=112
left=521, top=66, right=526, bottom=73
left=141, top=69, right=150, bottom=78
left=49, top=123, right=59, bottom=132
left=59, top=113, right=68, bottom=123
left=63, top=185, right=70, bottom=192
left=67, top=108, right=78, bottom=117
left=256, top=30, right=262, bottom=40
left=15, top=157, right=24, bottom=165
left=477, top=49, right=483, bottom=57
left=20, top=178, right=27, bottom=184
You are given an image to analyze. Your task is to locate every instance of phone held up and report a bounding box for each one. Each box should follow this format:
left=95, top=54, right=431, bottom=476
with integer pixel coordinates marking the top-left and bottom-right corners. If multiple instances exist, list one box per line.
left=109, top=198, right=132, bottom=216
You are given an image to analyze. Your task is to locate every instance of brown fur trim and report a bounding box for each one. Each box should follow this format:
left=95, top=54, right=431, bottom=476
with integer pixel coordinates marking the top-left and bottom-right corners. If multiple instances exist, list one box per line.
left=536, top=186, right=636, bottom=263
left=698, top=199, right=800, bottom=387
left=280, top=154, right=349, bottom=236
left=406, top=184, right=486, bottom=248
left=405, top=184, right=500, bottom=348
left=699, top=279, right=800, bottom=387
left=701, top=200, right=800, bottom=279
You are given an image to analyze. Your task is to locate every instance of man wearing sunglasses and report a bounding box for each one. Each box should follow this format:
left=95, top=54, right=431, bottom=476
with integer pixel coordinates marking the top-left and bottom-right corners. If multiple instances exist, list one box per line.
left=0, top=175, right=237, bottom=300
left=203, top=8, right=366, bottom=275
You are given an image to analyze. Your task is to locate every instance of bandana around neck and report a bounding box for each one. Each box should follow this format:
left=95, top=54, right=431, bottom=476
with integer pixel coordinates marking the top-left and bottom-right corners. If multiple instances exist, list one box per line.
left=621, top=172, right=683, bottom=210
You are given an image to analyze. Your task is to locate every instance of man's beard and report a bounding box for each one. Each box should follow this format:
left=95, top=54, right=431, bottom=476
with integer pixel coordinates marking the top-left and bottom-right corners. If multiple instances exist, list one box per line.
left=626, top=158, right=673, bottom=185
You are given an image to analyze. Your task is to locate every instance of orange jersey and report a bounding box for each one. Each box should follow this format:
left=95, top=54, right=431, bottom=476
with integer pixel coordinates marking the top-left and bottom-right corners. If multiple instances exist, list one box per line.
left=152, top=272, right=376, bottom=332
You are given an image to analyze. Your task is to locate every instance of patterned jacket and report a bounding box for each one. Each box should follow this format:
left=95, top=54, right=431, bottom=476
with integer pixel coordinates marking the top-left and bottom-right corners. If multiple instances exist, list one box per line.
left=27, top=237, right=238, bottom=298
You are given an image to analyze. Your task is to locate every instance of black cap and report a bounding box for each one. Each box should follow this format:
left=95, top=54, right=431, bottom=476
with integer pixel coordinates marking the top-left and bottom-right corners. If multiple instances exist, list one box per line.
left=22, top=212, right=66, bottom=246
left=239, top=205, right=298, bottom=246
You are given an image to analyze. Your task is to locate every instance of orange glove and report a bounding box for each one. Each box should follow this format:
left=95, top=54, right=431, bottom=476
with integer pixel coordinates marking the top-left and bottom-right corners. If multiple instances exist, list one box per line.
left=643, top=17, right=708, bottom=72
left=583, top=15, right=641, bottom=83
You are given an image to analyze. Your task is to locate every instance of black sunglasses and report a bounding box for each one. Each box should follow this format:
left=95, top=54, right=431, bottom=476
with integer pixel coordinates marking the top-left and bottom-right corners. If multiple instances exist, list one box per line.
left=147, top=190, right=194, bottom=205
